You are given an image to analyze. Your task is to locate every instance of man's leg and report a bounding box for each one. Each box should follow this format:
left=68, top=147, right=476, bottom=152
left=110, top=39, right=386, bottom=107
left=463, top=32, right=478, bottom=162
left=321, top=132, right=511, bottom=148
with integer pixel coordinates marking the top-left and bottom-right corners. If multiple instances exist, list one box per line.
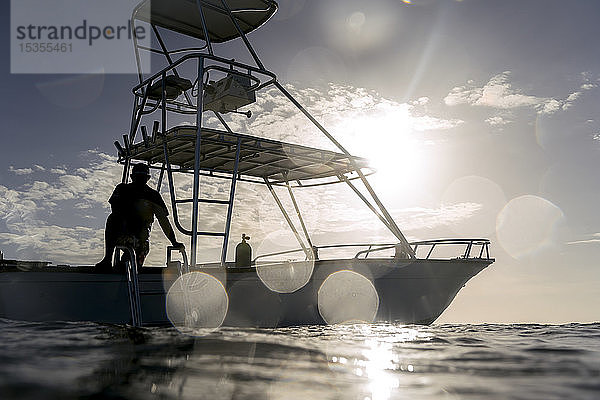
left=135, top=240, right=150, bottom=270
left=95, top=213, right=119, bottom=271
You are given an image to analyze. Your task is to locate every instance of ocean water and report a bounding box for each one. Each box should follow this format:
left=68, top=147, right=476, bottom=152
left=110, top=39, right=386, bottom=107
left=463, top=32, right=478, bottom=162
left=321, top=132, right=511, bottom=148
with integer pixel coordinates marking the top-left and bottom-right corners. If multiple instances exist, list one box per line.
left=0, top=320, right=598, bottom=400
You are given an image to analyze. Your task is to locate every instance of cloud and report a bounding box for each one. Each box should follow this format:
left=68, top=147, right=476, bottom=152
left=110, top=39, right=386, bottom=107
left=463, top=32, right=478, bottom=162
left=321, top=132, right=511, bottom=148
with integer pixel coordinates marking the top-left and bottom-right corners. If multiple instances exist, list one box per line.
left=214, top=83, right=463, bottom=153
left=567, top=233, right=600, bottom=245
left=0, top=152, right=121, bottom=264
left=0, top=83, right=469, bottom=264
left=561, top=82, right=596, bottom=110
left=566, top=92, right=581, bottom=102
left=394, top=203, right=482, bottom=232
left=411, top=97, right=430, bottom=106
left=567, top=239, right=600, bottom=245
left=485, top=116, right=510, bottom=126
left=444, top=71, right=588, bottom=116
left=8, top=166, right=33, bottom=175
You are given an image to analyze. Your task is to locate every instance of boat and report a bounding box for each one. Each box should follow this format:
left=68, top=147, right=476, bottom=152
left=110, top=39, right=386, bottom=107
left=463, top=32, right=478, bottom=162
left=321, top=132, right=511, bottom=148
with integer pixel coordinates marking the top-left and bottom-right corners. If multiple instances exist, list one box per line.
left=0, top=0, right=494, bottom=329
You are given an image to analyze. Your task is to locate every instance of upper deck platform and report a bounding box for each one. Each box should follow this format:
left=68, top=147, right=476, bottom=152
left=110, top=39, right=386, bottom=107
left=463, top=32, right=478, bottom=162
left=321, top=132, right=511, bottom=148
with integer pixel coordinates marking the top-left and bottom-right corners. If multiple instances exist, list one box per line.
left=135, top=0, right=278, bottom=43
left=124, top=126, right=371, bottom=184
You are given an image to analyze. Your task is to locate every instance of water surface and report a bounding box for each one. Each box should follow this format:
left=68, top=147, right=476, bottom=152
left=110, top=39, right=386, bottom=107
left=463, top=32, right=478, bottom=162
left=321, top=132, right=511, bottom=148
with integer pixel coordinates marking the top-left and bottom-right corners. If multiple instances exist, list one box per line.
left=0, top=320, right=598, bottom=399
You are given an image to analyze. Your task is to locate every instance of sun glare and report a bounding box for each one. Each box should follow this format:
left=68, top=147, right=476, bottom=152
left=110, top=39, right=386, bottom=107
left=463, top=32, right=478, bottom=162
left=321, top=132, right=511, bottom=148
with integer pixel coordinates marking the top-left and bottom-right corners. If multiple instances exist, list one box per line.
left=338, top=102, right=428, bottom=196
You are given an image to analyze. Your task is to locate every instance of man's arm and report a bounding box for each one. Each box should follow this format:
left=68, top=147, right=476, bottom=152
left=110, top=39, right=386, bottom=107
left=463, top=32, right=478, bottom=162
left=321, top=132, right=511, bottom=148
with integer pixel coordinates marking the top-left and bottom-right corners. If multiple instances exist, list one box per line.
left=157, top=214, right=184, bottom=248
left=108, top=183, right=127, bottom=213
left=149, top=187, right=184, bottom=247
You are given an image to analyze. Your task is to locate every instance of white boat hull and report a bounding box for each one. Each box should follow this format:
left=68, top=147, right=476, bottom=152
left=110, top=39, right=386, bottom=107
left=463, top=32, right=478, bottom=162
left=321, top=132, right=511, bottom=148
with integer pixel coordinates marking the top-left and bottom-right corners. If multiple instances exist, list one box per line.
left=0, top=258, right=492, bottom=327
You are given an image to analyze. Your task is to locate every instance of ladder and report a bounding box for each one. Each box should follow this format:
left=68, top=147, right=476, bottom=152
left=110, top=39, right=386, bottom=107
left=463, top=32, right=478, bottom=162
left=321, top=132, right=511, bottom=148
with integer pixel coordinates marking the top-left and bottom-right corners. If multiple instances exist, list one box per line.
left=160, top=129, right=242, bottom=268
left=114, top=245, right=142, bottom=327
left=116, top=245, right=189, bottom=328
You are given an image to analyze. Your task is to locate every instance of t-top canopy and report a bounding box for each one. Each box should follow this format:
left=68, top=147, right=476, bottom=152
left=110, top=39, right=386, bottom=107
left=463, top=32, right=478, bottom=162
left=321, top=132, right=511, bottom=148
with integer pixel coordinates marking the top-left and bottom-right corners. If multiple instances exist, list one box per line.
left=135, top=0, right=278, bottom=43
left=126, top=126, right=371, bottom=184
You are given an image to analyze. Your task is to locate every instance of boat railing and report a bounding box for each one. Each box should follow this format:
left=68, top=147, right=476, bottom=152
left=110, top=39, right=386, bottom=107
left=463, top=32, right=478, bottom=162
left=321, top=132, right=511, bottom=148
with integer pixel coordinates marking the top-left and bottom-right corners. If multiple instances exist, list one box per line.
left=166, top=245, right=190, bottom=275
left=252, top=239, right=492, bottom=263
left=356, top=238, right=492, bottom=260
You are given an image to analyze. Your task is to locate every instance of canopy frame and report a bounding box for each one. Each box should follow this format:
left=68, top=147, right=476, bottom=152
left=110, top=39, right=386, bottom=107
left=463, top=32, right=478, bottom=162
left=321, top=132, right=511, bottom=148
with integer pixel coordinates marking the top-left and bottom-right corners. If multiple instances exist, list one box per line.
left=119, top=0, right=415, bottom=267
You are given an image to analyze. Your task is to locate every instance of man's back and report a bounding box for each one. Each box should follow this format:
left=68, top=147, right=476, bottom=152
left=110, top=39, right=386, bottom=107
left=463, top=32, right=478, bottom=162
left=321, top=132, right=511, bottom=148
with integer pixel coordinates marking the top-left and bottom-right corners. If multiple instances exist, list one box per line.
left=109, top=182, right=168, bottom=239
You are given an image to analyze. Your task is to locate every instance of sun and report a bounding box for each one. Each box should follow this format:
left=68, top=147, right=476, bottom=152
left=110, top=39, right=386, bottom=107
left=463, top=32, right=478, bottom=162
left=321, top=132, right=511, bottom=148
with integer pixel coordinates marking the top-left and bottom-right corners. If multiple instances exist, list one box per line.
left=338, top=102, right=428, bottom=197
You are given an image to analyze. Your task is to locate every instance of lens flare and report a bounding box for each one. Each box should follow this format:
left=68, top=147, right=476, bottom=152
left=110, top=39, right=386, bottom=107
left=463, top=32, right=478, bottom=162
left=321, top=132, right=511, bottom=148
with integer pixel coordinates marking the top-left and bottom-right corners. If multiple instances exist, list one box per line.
left=318, top=270, right=379, bottom=324
left=347, top=12, right=366, bottom=34
left=442, top=175, right=507, bottom=237
left=255, top=231, right=315, bottom=293
left=166, top=272, right=228, bottom=334
left=496, top=195, right=564, bottom=259
left=257, top=260, right=315, bottom=293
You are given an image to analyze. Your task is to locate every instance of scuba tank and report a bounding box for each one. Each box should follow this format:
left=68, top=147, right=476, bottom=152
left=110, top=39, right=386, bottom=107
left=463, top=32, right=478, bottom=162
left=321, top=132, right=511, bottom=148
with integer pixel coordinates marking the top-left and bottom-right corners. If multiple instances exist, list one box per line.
left=235, top=234, right=252, bottom=267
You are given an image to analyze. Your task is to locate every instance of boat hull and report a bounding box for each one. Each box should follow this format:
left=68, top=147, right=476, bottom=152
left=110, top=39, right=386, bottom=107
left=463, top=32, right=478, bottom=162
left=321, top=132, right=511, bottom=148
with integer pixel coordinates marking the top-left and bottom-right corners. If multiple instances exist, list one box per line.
left=0, top=258, right=492, bottom=327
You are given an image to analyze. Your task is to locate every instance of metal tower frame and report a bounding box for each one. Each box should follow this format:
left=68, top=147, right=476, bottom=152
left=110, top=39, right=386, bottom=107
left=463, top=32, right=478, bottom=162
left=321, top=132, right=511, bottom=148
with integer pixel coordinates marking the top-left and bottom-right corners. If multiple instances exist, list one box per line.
left=116, top=0, right=415, bottom=267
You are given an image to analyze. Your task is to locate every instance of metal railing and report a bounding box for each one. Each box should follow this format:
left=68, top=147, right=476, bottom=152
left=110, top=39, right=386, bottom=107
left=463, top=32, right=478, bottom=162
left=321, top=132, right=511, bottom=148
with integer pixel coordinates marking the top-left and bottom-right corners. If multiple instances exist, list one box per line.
left=410, top=238, right=491, bottom=260
left=167, top=245, right=190, bottom=275
left=252, top=239, right=492, bottom=263
left=113, top=245, right=190, bottom=328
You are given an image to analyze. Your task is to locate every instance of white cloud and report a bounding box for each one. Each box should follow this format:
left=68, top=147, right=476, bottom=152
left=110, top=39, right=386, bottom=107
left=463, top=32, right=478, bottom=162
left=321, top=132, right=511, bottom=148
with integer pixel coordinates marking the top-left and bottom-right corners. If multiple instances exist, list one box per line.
left=411, top=96, right=430, bottom=106
left=444, top=71, right=583, bottom=116
left=485, top=116, right=510, bottom=126
left=567, top=233, right=600, bottom=245
left=566, top=92, right=580, bottom=103
left=0, top=152, right=122, bottom=264
left=9, top=166, right=33, bottom=175
left=562, top=92, right=580, bottom=110
left=562, top=82, right=597, bottom=110
left=218, top=83, right=463, bottom=152
left=394, top=203, right=482, bottom=232
left=542, top=99, right=561, bottom=114
left=567, top=239, right=600, bottom=245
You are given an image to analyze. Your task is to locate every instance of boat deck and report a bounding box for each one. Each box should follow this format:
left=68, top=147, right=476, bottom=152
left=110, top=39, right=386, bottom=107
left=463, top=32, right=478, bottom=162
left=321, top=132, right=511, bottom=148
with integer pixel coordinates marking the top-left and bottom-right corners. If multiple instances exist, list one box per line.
left=124, top=126, right=371, bottom=184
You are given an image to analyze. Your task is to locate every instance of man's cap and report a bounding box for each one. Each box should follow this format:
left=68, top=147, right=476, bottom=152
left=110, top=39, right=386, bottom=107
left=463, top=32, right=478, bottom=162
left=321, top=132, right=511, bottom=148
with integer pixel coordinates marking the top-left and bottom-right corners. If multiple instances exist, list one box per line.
left=131, top=163, right=151, bottom=177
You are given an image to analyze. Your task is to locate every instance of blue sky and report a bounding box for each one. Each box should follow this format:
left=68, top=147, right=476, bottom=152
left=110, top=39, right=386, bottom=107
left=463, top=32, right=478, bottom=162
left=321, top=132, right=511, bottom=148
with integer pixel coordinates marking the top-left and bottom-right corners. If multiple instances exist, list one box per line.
left=1, top=0, right=599, bottom=323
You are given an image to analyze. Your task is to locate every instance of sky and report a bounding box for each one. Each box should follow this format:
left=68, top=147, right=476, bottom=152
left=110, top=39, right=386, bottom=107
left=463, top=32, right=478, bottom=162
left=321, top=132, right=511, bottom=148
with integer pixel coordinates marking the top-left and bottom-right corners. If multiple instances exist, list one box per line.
left=1, top=0, right=599, bottom=323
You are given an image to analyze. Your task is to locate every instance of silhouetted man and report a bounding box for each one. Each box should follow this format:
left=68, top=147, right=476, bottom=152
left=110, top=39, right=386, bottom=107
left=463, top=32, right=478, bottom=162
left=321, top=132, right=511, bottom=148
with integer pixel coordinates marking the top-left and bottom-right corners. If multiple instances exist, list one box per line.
left=95, top=163, right=183, bottom=272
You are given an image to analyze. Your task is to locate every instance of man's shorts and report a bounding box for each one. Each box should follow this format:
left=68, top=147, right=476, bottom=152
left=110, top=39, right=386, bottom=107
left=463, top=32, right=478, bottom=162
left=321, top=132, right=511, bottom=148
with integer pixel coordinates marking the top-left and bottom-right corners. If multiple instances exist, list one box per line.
left=116, top=235, right=150, bottom=268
